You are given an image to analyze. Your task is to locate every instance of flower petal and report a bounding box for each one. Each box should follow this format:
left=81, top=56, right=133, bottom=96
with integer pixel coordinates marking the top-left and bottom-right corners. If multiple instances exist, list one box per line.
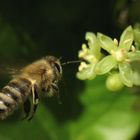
left=85, top=32, right=101, bottom=59
left=76, top=64, right=96, bottom=80
left=130, top=60, right=140, bottom=86
left=128, top=51, right=140, bottom=61
left=119, top=26, right=134, bottom=51
left=97, top=33, right=116, bottom=53
left=95, top=55, right=117, bottom=75
left=119, top=62, right=133, bottom=87
left=132, top=71, right=140, bottom=86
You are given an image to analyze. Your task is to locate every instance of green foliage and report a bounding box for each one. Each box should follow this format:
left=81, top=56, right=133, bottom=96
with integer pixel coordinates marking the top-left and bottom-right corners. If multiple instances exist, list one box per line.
left=0, top=104, right=59, bottom=140
left=134, top=23, right=140, bottom=48
left=69, top=79, right=140, bottom=140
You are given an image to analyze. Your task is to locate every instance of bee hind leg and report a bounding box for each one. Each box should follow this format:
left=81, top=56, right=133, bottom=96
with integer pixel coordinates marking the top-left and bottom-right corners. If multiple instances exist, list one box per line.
left=28, top=84, right=39, bottom=121
left=22, top=99, right=31, bottom=120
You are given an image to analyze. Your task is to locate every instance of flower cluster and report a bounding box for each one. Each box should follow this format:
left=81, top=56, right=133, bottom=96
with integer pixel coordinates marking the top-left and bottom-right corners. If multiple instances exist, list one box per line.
left=77, top=25, right=140, bottom=91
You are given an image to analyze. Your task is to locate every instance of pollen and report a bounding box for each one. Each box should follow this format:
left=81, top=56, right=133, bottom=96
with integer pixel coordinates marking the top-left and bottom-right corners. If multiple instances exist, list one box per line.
left=79, top=44, right=88, bottom=58
left=111, top=49, right=127, bottom=62
left=113, top=38, right=118, bottom=46
left=131, top=45, right=136, bottom=52
left=78, top=62, right=88, bottom=71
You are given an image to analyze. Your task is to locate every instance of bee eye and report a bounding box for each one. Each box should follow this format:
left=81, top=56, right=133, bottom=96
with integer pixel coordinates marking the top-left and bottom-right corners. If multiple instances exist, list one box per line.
left=54, top=63, right=61, bottom=73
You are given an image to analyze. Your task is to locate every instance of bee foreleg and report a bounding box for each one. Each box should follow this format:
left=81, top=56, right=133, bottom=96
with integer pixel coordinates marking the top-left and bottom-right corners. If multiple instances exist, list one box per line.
left=28, top=84, right=39, bottom=121
left=51, top=83, right=62, bottom=104
left=41, top=78, right=47, bottom=92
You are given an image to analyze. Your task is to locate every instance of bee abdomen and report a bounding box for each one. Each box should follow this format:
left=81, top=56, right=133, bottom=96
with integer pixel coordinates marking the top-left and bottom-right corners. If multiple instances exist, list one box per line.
left=0, top=77, right=32, bottom=119
left=0, top=92, right=16, bottom=119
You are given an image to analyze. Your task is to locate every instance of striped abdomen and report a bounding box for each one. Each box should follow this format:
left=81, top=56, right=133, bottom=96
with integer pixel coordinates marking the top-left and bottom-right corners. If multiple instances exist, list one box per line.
left=0, top=77, right=32, bottom=120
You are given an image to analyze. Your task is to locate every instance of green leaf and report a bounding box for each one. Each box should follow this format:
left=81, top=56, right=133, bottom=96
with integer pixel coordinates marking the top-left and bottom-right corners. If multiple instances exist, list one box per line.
left=85, top=32, right=101, bottom=59
left=133, top=23, right=140, bottom=46
left=97, top=33, right=116, bottom=53
left=76, top=64, right=96, bottom=80
left=119, top=26, right=134, bottom=51
left=128, top=51, right=140, bottom=61
left=119, top=62, right=133, bottom=87
left=131, top=61, right=140, bottom=86
left=69, top=79, right=140, bottom=140
left=132, top=71, right=140, bottom=86
left=95, top=55, right=117, bottom=75
left=0, top=103, right=58, bottom=140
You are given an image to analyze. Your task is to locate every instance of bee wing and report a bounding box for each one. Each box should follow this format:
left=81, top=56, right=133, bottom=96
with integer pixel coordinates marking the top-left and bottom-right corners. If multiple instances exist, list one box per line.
left=0, top=59, right=30, bottom=77
left=0, top=65, right=22, bottom=78
left=6, top=67, right=22, bottom=77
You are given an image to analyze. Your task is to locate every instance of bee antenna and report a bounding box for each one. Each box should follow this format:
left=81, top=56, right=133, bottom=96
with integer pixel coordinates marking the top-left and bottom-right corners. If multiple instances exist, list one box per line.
left=61, top=60, right=82, bottom=66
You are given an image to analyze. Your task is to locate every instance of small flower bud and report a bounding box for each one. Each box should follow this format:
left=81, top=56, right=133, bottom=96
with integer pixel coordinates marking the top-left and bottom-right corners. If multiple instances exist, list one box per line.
left=106, top=73, right=124, bottom=91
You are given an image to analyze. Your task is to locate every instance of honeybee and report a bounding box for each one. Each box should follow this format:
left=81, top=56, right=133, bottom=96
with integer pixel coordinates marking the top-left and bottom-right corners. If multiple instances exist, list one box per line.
left=0, top=56, right=62, bottom=120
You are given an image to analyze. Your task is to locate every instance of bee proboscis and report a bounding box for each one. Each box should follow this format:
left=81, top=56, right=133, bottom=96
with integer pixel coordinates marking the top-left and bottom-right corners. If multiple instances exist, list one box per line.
left=0, top=56, right=62, bottom=120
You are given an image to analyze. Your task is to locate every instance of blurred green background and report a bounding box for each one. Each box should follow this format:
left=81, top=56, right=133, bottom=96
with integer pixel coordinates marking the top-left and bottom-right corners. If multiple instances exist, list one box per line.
left=0, top=0, right=140, bottom=140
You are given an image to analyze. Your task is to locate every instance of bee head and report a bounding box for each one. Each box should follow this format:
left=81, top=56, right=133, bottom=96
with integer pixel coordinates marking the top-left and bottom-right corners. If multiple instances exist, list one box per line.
left=45, top=56, right=62, bottom=81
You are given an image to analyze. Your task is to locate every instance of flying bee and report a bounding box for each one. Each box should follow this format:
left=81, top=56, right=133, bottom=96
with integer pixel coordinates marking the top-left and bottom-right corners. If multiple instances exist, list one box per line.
left=0, top=56, right=63, bottom=120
